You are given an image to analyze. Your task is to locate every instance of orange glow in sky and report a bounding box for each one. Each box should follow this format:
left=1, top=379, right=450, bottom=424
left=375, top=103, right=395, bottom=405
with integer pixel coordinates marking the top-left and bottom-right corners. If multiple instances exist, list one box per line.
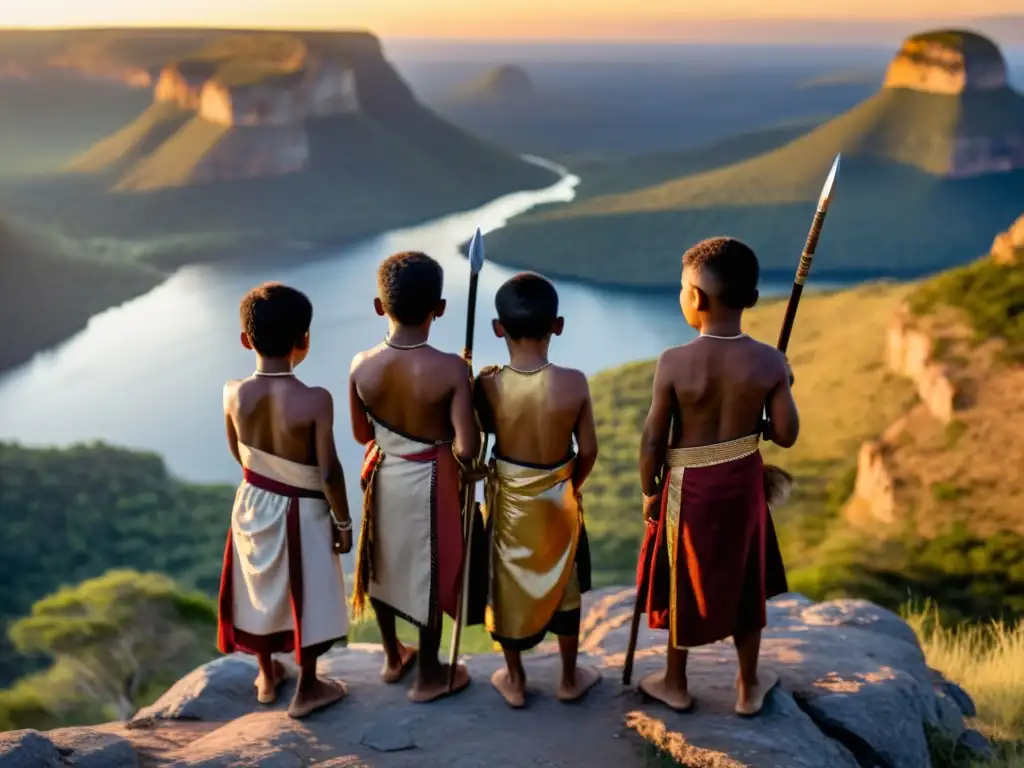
left=0, top=0, right=1018, bottom=38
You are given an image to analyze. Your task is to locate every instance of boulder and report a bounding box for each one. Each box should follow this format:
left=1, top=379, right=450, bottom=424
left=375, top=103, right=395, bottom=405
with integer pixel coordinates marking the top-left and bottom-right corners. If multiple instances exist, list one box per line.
left=0, top=730, right=66, bottom=768
left=131, top=653, right=296, bottom=725
left=938, top=680, right=977, bottom=718
left=47, top=591, right=967, bottom=768
left=48, top=727, right=139, bottom=768
left=956, top=728, right=993, bottom=761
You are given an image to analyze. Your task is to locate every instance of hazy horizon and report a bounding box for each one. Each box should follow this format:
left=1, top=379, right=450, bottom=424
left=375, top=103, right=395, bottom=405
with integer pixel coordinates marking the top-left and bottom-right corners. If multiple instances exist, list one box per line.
left=2, top=0, right=1023, bottom=43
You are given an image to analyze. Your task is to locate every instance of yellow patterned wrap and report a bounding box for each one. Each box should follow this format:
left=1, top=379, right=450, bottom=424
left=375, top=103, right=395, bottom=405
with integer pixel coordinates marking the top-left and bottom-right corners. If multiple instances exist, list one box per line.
left=483, top=455, right=582, bottom=640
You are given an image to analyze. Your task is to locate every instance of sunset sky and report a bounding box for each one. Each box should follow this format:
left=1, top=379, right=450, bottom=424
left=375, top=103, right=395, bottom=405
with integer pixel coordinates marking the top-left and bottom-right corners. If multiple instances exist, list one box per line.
left=0, top=0, right=1019, bottom=38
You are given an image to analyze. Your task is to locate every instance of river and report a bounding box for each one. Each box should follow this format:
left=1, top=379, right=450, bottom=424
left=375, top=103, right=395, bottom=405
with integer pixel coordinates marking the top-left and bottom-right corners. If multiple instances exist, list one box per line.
left=0, top=158, right=830, bottom=511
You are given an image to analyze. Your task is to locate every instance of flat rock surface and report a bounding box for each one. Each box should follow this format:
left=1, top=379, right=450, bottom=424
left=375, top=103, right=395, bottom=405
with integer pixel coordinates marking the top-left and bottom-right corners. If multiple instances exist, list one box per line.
left=8, top=590, right=981, bottom=768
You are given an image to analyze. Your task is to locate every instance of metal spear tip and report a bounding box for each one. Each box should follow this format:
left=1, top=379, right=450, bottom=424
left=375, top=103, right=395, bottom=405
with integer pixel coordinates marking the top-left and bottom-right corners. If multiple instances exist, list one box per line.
left=468, top=227, right=485, bottom=275
left=817, top=153, right=841, bottom=212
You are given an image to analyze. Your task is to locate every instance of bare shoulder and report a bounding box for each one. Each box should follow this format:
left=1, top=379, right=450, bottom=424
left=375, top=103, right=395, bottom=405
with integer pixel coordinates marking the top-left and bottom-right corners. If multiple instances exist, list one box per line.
left=222, top=378, right=242, bottom=411
left=551, top=364, right=590, bottom=396
left=349, top=346, right=377, bottom=375
left=655, top=344, right=694, bottom=376
left=436, top=349, right=471, bottom=383
left=302, top=384, right=334, bottom=416
left=475, top=364, right=502, bottom=393
left=746, top=338, right=787, bottom=370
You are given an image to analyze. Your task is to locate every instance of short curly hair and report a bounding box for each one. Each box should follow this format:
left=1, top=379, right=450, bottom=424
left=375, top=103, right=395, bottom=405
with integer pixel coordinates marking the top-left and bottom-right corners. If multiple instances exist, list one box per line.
left=495, top=272, right=559, bottom=340
left=682, top=237, right=759, bottom=310
left=239, top=282, right=313, bottom=358
left=377, top=251, right=444, bottom=325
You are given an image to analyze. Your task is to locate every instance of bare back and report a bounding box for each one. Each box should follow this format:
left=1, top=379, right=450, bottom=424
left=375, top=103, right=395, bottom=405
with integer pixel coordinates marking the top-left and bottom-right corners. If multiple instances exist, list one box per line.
left=477, top=365, right=590, bottom=466
left=662, top=337, right=787, bottom=448
left=351, top=344, right=468, bottom=442
left=223, top=376, right=322, bottom=465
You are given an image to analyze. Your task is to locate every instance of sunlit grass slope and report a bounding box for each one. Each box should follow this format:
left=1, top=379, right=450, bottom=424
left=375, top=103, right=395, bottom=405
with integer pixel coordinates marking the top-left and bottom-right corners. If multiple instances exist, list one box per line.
left=65, top=103, right=192, bottom=175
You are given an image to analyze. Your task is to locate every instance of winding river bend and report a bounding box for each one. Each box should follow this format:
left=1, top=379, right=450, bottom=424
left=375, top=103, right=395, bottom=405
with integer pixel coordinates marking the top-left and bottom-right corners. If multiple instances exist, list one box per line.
left=0, top=158, right=832, bottom=511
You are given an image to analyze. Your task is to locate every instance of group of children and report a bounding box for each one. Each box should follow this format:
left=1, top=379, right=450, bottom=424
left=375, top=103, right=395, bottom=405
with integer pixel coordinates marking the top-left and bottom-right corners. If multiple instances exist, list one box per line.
left=217, top=236, right=799, bottom=721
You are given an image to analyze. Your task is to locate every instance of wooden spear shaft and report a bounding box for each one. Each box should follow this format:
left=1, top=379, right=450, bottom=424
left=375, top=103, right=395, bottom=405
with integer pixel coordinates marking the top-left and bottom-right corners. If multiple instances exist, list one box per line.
left=447, top=228, right=486, bottom=690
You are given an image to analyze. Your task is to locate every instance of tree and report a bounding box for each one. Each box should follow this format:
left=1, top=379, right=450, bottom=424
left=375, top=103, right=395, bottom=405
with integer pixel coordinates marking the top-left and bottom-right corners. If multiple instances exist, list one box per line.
left=9, top=570, right=217, bottom=720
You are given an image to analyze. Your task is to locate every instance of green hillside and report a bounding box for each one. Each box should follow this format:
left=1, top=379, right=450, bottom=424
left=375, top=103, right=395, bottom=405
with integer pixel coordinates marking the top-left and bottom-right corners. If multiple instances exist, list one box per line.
left=483, top=87, right=1024, bottom=286
left=0, top=215, right=162, bottom=372
left=565, top=122, right=818, bottom=202
left=0, top=442, right=234, bottom=687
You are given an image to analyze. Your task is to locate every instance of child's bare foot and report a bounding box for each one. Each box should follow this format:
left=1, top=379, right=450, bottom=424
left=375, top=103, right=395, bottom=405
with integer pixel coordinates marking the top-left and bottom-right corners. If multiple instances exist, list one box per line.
left=557, top=665, right=602, bottom=703
left=409, top=663, right=471, bottom=703
left=735, top=669, right=779, bottom=717
left=638, top=671, right=694, bottom=713
left=254, top=659, right=288, bottom=704
left=381, top=644, right=418, bottom=684
left=287, top=678, right=348, bottom=719
left=491, top=668, right=526, bottom=708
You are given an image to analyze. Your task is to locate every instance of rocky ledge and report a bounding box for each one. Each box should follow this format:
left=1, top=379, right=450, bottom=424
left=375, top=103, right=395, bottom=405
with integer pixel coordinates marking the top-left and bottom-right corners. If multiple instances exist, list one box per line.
left=0, top=589, right=990, bottom=767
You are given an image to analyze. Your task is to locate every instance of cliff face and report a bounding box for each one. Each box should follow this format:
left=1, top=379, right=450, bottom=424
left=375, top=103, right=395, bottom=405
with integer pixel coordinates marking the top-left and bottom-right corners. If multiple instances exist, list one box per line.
left=851, top=223, right=1024, bottom=534
left=154, top=63, right=216, bottom=110
left=137, top=52, right=362, bottom=183
left=991, top=213, right=1024, bottom=264
left=197, top=62, right=359, bottom=128
left=883, top=30, right=1008, bottom=94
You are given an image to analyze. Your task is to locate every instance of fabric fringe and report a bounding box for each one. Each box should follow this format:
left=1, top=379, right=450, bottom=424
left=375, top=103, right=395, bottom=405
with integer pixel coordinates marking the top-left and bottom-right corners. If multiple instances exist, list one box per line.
left=353, top=443, right=383, bottom=621
left=763, top=464, right=794, bottom=510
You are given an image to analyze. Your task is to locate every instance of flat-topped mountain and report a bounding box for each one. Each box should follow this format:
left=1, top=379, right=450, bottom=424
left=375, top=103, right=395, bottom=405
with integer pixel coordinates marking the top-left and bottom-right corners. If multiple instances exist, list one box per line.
left=454, top=65, right=538, bottom=103
left=0, top=29, right=556, bottom=368
left=0, top=29, right=554, bottom=256
left=70, top=36, right=361, bottom=188
left=481, top=30, right=1024, bottom=287
left=58, top=32, right=551, bottom=193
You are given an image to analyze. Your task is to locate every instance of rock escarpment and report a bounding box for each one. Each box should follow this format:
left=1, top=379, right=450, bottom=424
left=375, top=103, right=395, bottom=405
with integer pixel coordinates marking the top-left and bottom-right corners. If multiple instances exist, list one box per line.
left=853, top=306, right=960, bottom=525
left=883, top=30, right=1008, bottom=94
left=0, top=590, right=989, bottom=768
left=887, top=308, right=957, bottom=424
left=852, top=217, right=1024, bottom=532
left=124, top=48, right=361, bottom=186
left=991, top=213, right=1024, bottom=265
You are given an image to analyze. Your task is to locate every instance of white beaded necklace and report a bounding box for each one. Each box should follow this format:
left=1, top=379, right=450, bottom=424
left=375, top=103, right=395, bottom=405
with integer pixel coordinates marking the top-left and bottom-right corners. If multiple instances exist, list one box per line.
left=506, top=362, right=552, bottom=375
left=253, top=370, right=295, bottom=378
left=699, top=333, right=748, bottom=340
left=384, top=336, right=429, bottom=350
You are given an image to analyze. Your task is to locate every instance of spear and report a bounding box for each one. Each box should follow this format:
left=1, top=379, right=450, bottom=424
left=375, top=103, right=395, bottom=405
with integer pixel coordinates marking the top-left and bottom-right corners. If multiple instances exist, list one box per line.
left=776, top=153, right=841, bottom=353
left=447, top=227, right=487, bottom=689
left=622, top=153, right=842, bottom=687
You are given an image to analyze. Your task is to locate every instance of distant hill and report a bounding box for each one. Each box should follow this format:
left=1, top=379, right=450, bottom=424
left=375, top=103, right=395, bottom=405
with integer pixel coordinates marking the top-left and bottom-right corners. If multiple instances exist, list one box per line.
left=482, top=29, right=1024, bottom=287
left=453, top=65, right=538, bottom=103
left=0, top=215, right=161, bottom=372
